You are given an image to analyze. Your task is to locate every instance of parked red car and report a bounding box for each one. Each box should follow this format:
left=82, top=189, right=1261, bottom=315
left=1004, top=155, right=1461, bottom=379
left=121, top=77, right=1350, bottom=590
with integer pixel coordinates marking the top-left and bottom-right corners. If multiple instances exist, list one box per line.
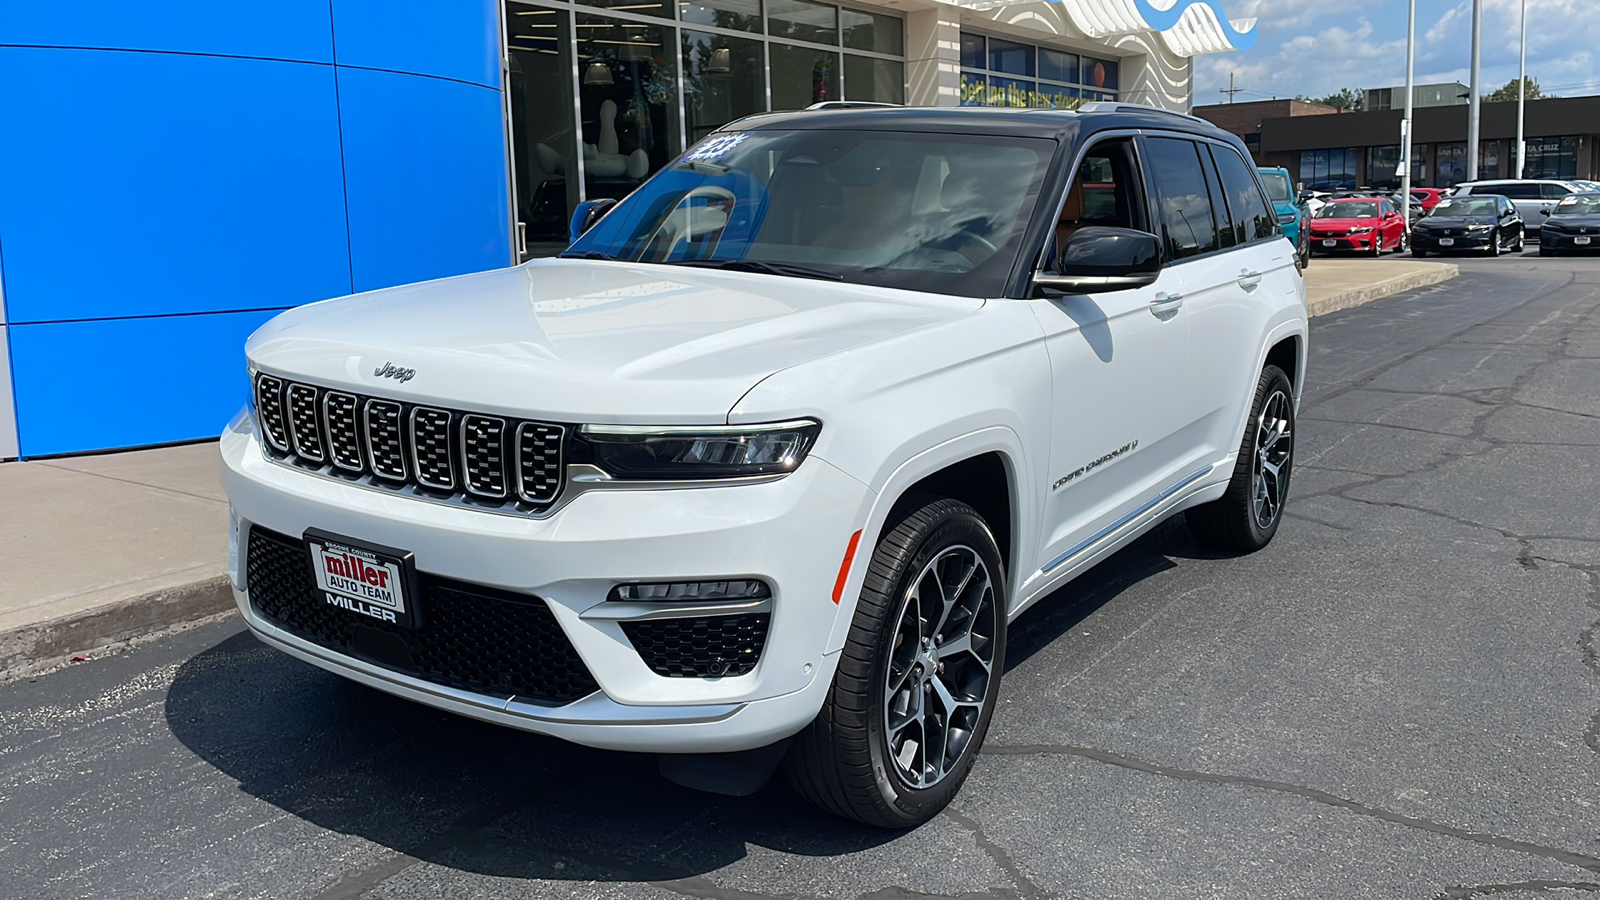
left=1308, top=197, right=1408, bottom=255
left=1410, top=188, right=1449, bottom=212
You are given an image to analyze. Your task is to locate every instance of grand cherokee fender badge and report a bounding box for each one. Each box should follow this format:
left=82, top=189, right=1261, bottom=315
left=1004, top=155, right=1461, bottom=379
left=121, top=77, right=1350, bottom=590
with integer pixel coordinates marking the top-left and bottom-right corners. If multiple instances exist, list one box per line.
left=1053, top=440, right=1138, bottom=491
left=373, top=362, right=416, bottom=383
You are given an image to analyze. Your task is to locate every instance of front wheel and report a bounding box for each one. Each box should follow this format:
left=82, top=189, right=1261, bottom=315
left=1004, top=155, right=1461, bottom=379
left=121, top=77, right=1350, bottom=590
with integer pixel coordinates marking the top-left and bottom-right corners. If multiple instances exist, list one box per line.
left=785, top=498, right=1007, bottom=828
left=1371, top=234, right=1384, bottom=257
left=1187, top=366, right=1296, bottom=552
left=1489, top=229, right=1502, bottom=256
left=1513, top=231, right=1525, bottom=252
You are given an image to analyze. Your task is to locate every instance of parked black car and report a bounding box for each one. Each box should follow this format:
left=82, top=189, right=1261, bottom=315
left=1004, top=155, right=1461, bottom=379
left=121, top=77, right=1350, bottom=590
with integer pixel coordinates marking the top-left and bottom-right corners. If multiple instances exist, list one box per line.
left=1539, top=192, right=1600, bottom=255
left=1411, top=194, right=1524, bottom=257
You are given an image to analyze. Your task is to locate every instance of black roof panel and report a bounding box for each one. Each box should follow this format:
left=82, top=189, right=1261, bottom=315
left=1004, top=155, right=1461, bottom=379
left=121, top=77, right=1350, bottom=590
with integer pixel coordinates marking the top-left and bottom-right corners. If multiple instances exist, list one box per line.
left=722, top=104, right=1235, bottom=143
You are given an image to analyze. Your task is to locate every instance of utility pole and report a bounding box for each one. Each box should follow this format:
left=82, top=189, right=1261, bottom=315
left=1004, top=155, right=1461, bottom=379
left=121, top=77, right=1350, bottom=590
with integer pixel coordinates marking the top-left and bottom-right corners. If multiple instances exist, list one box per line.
left=1401, top=0, right=1416, bottom=232
left=1516, top=0, right=1527, bottom=178
left=1221, top=72, right=1243, bottom=103
left=1467, top=0, right=1483, bottom=181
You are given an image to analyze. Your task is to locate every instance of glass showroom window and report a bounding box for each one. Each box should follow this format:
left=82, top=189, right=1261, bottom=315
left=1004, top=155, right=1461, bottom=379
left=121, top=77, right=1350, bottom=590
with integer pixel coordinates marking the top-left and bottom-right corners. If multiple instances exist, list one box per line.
left=1298, top=147, right=1357, bottom=191
left=958, top=32, right=1117, bottom=109
left=506, top=0, right=905, bottom=258
left=1366, top=145, right=1400, bottom=190
left=1524, top=136, right=1579, bottom=180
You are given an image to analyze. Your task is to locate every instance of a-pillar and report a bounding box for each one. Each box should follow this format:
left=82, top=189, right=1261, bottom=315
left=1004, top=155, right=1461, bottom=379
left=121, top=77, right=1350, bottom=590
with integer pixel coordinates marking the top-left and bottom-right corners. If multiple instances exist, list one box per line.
left=905, top=5, right=961, bottom=107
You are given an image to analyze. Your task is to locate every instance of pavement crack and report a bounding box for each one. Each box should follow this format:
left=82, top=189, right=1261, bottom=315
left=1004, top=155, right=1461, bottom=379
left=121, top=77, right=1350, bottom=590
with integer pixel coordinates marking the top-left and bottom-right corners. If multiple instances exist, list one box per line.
left=941, top=806, right=1050, bottom=900
left=980, top=743, right=1600, bottom=875
left=1433, top=880, right=1600, bottom=899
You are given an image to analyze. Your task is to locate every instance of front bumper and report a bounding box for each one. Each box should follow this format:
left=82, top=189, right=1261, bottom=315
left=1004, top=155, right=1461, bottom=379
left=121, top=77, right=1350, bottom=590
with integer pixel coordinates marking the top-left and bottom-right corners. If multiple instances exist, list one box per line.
left=1309, top=232, right=1378, bottom=251
left=1411, top=231, right=1494, bottom=252
left=220, top=410, right=874, bottom=752
left=1539, top=232, right=1599, bottom=252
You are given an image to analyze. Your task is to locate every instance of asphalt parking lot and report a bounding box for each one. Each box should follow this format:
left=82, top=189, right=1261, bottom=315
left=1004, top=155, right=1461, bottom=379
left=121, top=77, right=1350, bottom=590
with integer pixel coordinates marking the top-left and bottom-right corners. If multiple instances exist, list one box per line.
left=3, top=250, right=1598, bottom=900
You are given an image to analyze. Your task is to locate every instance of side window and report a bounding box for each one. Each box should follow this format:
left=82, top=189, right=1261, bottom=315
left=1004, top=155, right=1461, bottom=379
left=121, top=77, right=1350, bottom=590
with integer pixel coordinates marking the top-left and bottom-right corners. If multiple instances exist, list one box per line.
left=1498, top=183, right=1539, bottom=199
left=1144, top=137, right=1219, bottom=260
left=1541, top=183, right=1572, bottom=200
left=1046, top=137, right=1149, bottom=266
left=1380, top=200, right=1395, bottom=216
left=1201, top=147, right=1237, bottom=249
left=1210, top=144, right=1277, bottom=242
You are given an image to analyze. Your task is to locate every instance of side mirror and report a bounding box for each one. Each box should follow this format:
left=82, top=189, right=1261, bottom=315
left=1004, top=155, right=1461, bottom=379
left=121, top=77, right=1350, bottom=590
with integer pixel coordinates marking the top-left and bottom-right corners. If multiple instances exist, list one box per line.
left=1538, top=207, right=1551, bottom=216
left=1034, top=227, right=1162, bottom=293
left=568, top=198, right=618, bottom=243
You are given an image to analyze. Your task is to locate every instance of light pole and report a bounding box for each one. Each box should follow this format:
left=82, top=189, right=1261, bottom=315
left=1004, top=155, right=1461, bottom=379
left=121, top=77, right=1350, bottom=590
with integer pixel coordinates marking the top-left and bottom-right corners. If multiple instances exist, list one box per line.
left=1516, top=0, right=1527, bottom=178
left=1467, top=0, right=1483, bottom=182
left=1400, top=0, right=1416, bottom=232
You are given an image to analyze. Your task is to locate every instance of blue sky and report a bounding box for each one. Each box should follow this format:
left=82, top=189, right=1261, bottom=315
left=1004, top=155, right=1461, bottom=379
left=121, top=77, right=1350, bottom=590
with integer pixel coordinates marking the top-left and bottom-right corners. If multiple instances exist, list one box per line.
left=1193, top=0, right=1599, bottom=106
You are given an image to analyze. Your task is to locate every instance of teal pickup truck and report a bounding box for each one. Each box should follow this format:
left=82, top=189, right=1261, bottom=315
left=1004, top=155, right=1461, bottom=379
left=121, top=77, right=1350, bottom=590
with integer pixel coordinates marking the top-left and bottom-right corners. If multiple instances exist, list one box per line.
left=1258, top=166, right=1310, bottom=268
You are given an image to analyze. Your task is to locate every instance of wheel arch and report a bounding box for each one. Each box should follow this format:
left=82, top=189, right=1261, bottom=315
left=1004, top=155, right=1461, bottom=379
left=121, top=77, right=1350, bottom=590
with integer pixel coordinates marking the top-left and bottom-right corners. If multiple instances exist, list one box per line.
left=823, top=428, right=1027, bottom=655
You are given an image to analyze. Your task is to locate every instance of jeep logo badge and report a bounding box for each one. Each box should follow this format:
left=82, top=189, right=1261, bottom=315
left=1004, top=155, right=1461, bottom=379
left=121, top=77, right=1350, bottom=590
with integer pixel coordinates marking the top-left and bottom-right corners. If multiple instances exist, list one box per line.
left=373, top=362, right=416, bottom=383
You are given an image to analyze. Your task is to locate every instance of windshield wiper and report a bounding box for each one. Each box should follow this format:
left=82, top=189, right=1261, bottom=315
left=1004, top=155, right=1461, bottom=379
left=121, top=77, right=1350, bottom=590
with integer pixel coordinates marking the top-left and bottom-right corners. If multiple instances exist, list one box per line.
left=665, top=259, right=844, bottom=281
left=558, top=250, right=621, bottom=261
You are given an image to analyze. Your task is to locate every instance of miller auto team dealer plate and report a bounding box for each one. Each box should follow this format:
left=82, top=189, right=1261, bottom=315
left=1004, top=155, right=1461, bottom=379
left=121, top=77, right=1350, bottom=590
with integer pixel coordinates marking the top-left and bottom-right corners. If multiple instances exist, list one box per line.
left=303, top=529, right=421, bottom=628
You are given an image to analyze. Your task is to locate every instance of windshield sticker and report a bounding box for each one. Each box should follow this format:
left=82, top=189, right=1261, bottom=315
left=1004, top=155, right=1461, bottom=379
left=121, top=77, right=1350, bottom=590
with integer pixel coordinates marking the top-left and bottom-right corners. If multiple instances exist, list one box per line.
left=684, top=133, right=750, bottom=163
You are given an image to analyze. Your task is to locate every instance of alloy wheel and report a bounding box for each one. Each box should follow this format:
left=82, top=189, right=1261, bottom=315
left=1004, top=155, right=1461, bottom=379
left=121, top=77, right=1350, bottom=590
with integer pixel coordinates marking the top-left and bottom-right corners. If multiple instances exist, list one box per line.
left=883, top=545, right=998, bottom=790
left=1253, top=390, right=1293, bottom=530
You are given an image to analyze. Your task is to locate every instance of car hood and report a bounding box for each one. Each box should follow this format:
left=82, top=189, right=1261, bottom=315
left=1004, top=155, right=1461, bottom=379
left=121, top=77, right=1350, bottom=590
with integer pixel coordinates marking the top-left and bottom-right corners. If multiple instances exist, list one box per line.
left=1547, top=215, right=1600, bottom=228
left=1310, top=217, right=1382, bottom=228
left=245, top=259, right=983, bottom=423
left=1418, top=216, right=1498, bottom=226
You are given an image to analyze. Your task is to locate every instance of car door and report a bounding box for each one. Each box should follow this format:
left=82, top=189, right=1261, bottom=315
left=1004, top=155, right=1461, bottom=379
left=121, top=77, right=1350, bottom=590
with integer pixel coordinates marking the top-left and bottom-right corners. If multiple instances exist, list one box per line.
left=1499, top=196, right=1524, bottom=246
left=1189, top=141, right=1298, bottom=465
left=1029, top=134, right=1199, bottom=575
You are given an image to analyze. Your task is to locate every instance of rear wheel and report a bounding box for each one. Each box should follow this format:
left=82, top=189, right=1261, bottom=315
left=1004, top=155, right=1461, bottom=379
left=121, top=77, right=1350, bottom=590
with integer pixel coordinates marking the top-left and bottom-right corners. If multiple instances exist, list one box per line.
left=1187, top=366, right=1295, bottom=552
left=785, top=498, right=1006, bottom=828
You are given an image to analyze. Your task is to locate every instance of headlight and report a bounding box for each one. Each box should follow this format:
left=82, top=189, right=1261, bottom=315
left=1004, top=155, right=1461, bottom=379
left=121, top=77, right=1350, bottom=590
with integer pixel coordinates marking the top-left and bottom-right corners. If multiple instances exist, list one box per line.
left=578, top=420, right=821, bottom=480
left=1350, top=227, right=1374, bottom=234
left=1277, top=212, right=1298, bottom=225
left=1466, top=224, right=1492, bottom=232
left=1542, top=221, right=1565, bottom=233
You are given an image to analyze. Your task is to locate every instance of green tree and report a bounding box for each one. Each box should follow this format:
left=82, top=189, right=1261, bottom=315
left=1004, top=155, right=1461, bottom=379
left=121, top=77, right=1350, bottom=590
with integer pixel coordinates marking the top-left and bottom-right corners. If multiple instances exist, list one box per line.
left=1296, top=87, right=1364, bottom=111
left=1483, top=76, right=1551, bottom=102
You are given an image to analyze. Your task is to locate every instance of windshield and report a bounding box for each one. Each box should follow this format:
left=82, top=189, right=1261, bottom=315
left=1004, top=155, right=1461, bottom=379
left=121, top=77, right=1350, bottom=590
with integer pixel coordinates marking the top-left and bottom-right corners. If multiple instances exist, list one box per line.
left=1260, top=171, right=1292, bottom=203
left=563, top=129, right=1055, bottom=297
left=1316, top=201, right=1379, bottom=218
left=1554, top=194, right=1600, bottom=216
left=1431, top=198, right=1499, bottom=217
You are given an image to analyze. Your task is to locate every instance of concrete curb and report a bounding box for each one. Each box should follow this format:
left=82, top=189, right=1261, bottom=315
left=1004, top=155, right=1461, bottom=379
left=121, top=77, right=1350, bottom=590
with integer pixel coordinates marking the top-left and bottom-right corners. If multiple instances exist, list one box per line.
left=1306, top=263, right=1459, bottom=317
left=0, top=576, right=236, bottom=679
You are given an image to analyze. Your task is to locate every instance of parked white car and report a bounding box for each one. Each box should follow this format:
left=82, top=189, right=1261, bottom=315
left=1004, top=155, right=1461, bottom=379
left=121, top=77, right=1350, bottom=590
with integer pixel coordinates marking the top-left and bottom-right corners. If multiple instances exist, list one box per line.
left=1451, top=178, right=1586, bottom=232
left=221, top=104, right=1308, bottom=827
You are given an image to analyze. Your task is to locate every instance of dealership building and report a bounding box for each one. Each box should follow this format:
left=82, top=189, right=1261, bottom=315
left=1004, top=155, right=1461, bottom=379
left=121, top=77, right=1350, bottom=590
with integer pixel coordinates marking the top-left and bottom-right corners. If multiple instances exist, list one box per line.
left=0, top=0, right=1252, bottom=459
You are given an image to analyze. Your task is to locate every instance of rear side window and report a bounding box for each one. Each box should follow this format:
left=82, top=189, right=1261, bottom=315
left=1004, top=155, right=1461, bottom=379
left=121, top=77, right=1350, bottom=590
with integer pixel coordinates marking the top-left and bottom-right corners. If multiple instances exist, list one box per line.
left=1144, top=137, right=1219, bottom=260
left=1202, top=148, right=1237, bottom=249
left=1494, top=183, right=1540, bottom=199
left=1541, top=183, right=1573, bottom=200
left=1211, top=145, right=1277, bottom=242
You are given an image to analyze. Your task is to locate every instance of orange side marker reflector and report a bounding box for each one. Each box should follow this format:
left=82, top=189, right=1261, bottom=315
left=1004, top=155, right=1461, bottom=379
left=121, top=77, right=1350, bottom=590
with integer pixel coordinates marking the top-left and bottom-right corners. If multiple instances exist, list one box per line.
left=832, top=530, right=863, bottom=604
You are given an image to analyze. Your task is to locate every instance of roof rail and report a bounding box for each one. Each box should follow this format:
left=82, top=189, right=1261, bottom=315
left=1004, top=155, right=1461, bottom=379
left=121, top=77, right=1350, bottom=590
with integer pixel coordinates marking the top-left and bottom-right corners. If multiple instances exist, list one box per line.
left=1076, top=101, right=1210, bottom=127
left=805, top=101, right=899, bottom=110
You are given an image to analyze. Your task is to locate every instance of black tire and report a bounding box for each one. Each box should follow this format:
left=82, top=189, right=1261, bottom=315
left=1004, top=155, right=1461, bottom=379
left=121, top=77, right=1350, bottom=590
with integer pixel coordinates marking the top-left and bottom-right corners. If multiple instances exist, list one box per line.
left=1513, top=231, right=1525, bottom=252
left=1539, top=246, right=1554, bottom=257
left=1297, top=232, right=1311, bottom=269
left=1489, top=229, right=1502, bottom=257
left=1371, top=233, right=1384, bottom=257
left=1186, top=365, right=1295, bottom=553
left=785, top=498, right=1007, bottom=828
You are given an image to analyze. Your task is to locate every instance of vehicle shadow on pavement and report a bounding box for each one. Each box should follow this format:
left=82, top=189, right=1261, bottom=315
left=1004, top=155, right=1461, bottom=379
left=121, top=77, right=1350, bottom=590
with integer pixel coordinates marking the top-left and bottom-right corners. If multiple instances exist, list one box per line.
left=163, top=632, right=899, bottom=883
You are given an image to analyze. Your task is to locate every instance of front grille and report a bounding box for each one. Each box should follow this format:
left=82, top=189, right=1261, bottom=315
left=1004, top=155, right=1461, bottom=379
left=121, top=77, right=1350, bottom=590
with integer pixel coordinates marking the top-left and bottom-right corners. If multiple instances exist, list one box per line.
left=246, top=526, right=599, bottom=704
left=623, top=614, right=770, bottom=678
left=253, top=373, right=567, bottom=514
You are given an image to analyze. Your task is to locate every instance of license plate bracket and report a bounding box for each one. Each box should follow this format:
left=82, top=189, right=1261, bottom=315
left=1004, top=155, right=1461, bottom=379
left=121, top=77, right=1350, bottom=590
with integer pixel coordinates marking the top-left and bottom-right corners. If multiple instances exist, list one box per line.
left=1321, top=239, right=1337, bottom=247
left=304, top=529, right=422, bottom=629
left=1439, top=237, right=1455, bottom=246
left=1576, top=236, right=1591, bottom=245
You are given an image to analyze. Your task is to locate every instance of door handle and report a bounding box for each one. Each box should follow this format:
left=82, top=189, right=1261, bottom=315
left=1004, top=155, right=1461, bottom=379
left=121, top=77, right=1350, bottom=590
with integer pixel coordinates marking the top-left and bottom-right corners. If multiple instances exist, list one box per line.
left=1237, top=269, right=1262, bottom=290
left=1149, top=292, right=1184, bottom=316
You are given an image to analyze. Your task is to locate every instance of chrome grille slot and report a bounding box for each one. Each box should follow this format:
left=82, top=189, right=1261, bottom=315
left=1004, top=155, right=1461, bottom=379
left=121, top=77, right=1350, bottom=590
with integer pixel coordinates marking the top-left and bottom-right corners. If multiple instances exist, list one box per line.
left=252, top=377, right=567, bottom=513
left=322, top=391, right=364, bottom=472
left=461, top=415, right=508, bottom=498
left=410, top=408, right=456, bottom=490
left=286, top=384, right=325, bottom=462
left=254, top=375, right=290, bottom=451
left=364, top=400, right=407, bottom=481
left=516, top=423, right=565, bottom=504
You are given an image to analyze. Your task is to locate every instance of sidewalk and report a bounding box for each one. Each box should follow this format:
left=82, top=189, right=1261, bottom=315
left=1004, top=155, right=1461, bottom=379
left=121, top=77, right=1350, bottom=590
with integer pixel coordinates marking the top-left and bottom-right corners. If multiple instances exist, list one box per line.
left=0, top=258, right=1464, bottom=676
left=0, top=442, right=233, bottom=676
left=1301, top=257, right=1458, bottom=317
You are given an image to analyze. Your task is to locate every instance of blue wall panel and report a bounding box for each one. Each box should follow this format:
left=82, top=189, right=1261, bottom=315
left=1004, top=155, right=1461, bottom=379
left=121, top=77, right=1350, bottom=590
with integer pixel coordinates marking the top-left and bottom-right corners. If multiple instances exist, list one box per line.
left=9, top=310, right=282, bottom=456
left=0, top=0, right=333, bottom=63
left=338, top=67, right=511, bottom=293
left=0, top=47, right=352, bottom=324
left=331, top=0, right=500, bottom=87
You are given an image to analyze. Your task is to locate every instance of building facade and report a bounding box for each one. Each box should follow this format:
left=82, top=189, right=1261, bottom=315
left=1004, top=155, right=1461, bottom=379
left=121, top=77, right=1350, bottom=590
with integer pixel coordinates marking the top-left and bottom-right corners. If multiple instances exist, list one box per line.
left=1197, top=95, right=1600, bottom=192
left=0, top=0, right=1253, bottom=459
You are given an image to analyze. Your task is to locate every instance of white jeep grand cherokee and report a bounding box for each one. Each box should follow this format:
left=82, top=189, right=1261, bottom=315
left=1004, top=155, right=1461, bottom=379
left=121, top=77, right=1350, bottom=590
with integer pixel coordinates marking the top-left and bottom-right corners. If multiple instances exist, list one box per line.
left=221, top=104, right=1306, bottom=827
